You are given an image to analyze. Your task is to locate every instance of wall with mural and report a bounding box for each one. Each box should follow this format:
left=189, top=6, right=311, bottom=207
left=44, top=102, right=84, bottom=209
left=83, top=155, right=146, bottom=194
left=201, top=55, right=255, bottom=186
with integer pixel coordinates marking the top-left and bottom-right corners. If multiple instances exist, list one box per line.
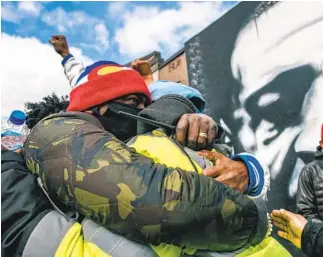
left=159, top=50, right=189, bottom=85
left=185, top=2, right=323, bottom=255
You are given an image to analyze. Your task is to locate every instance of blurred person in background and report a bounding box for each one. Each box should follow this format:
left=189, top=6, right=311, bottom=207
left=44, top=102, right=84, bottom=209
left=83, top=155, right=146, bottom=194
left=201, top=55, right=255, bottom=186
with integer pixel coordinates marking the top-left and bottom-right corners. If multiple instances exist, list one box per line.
left=296, top=124, right=323, bottom=222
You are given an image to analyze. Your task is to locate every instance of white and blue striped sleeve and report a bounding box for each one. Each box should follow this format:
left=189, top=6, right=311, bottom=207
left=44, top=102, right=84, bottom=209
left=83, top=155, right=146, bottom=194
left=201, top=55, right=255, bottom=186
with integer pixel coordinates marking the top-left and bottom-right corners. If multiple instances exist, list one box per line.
left=61, top=54, right=85, bottom=89
left=231, top=153, right=270, bottom=199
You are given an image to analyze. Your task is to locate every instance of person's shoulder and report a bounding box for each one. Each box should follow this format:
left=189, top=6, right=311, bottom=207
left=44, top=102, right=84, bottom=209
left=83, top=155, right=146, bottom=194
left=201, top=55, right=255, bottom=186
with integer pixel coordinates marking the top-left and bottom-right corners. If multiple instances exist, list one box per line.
left=299, top=159, right=322, bottom=181
left=37, top=111, right=96, bottom=128
left=27, top=112, right=93, bottom=143
left=303, top=159, right=323, bottom=171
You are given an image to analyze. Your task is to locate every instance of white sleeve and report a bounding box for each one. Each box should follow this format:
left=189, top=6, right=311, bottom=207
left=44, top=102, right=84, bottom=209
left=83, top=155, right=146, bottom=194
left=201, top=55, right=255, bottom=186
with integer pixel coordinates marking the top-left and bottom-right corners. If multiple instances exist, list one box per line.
left=256, top=164, right=270, bottom=201
left=61, top=54, right=85, bottom=89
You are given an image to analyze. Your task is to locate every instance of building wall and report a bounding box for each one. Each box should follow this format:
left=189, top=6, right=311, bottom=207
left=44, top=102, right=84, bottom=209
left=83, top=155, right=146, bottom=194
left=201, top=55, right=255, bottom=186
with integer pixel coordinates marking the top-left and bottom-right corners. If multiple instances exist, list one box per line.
left=159, top=52, right=189, bottom=85
left=185, top=2, right=323, bottom=256
left=152, top=70, right=159, bottom=81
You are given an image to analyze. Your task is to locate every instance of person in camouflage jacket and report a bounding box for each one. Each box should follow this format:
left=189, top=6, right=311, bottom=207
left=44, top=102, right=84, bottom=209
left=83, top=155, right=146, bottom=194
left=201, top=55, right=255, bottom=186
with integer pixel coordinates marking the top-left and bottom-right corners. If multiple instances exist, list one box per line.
left=23, top=59, right=268, bottom=252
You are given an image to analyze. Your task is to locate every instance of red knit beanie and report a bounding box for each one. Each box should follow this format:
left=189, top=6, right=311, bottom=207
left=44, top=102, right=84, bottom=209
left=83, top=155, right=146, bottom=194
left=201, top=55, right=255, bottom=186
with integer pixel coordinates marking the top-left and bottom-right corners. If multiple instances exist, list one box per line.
left=67, top=61, right=152, bottom=112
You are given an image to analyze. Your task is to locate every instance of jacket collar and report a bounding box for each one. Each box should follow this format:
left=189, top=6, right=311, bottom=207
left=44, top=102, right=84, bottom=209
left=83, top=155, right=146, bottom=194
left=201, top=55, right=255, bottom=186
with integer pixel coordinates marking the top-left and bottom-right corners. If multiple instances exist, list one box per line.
left=315, top=146, right=323, bottom=160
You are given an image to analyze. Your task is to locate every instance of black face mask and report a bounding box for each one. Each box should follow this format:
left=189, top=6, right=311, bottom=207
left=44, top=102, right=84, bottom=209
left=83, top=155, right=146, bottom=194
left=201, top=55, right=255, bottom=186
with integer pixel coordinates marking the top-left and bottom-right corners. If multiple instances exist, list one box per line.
left=96, top=102, right=141, bottom=142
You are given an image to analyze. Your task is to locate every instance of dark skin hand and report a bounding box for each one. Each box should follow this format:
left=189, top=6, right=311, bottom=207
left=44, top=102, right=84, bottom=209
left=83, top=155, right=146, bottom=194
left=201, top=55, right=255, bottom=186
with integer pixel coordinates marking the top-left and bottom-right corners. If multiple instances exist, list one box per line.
left=199, top=150, right=249, bottom=193
left=131, top=58, right=155, bottom=86
left=49, top=35, right=70, bottom=57
left=131, top=58, right=154, bottom=77
left=175, top=113, right=217, bottom=151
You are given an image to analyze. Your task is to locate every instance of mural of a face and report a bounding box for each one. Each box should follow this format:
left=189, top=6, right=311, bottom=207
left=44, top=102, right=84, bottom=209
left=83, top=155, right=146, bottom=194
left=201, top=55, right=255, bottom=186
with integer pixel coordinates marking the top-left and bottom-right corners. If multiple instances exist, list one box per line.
left=230, top=2, right=323, bottom=206
left=185, top=2, right=323, bottom=255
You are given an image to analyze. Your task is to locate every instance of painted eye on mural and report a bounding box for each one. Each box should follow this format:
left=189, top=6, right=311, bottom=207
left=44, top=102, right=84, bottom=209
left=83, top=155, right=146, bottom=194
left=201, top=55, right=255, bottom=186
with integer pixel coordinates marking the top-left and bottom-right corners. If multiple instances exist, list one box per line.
left=257, top=93, right=280, bottom=108
left=245, top=65, right=319, bottom=131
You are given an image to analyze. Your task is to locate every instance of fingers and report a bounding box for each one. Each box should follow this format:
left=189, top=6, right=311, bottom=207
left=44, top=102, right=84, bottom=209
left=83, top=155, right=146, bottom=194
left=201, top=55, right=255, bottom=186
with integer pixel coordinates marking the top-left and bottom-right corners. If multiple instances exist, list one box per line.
left=271, top=209, right=282, bottom=217
left=271, top=210, right=290, bottom=233
left=197, top=120, right=209, bottom=150
left=176, top=114, right=201, bottom=149
left=279, top=209, right=295, bottom=222
left=271, top=210, right=287, bottom=223
left=216, top=172, right=246, bottom=192
left=198, top=150, right=214, bottom=159
left=271, top=210, right=282, bottom=220
left=49, top=35, right=66, bottom=44
left=52, top=35, right=65, bottom=40
left=186, top=116, right=200, bottom=150
left=277, top=231, right=291, bottom=242
left=187, top=122, right=200, bottom=150
left=273, top=220, right=287, bottom=232
left=271, top=215, right=285, bottom=226
left=198, top=150, right=222, bottom=160
left=214, top=172, right=233, bottom=183
left=207, top=123, right=217, bottom=145
left=175, top=114, right=218, bottom=150
left=49, top=37, right=55, bottom=45
left=203, top=166, right=221, bottom=177
left=273, top=209, right=293, bottom=224
left=175, top=115, right=189, bottom=146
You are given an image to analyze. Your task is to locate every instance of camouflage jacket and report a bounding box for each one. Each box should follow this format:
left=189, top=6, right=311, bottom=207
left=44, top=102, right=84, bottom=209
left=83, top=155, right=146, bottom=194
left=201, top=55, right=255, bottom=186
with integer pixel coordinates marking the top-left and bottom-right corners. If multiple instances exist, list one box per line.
left=23, top=111, right=267, bottom=251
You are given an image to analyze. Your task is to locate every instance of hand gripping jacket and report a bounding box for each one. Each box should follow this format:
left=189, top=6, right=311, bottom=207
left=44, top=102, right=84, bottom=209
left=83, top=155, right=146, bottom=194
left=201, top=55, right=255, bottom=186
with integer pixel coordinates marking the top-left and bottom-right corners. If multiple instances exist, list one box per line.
left=23, top=110, right=291, bottom=257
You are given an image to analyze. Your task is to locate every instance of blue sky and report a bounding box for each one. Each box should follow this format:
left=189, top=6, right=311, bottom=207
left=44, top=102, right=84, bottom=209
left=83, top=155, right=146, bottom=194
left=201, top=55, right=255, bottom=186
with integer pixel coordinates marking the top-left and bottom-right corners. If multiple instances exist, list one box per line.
left=2, top=1, right=237, bottom=63
left=1, top=1, right=237, bottom=116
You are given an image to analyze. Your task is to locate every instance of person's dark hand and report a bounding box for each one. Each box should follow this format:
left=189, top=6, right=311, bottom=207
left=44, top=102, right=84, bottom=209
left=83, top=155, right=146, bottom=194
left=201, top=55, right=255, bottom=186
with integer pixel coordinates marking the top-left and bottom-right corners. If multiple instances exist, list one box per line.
left=198, top=150, right=249, bottom=193
left=175, top=113, right=217, bottom=150
left=49, top=35, right=70, bottom=57
left=131, top=58, right=154, bottom=76
left=271, top=209, right=307, bottom=249
left=131, top=58, right=154, bottom=86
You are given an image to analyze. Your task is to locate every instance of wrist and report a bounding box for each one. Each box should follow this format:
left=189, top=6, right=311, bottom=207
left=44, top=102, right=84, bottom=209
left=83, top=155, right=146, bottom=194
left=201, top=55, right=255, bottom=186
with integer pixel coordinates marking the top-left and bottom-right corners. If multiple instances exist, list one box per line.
left=232, top=160, right=249, bottom=191
left=231, top=154, right=264, bottom=196
left=143, top=75, right=155, bottom=86
left=61, top=51, right=70, bottom=58
left=301, top=220, right=311, bottom=252
left=61, top=53, right=73, bottom=66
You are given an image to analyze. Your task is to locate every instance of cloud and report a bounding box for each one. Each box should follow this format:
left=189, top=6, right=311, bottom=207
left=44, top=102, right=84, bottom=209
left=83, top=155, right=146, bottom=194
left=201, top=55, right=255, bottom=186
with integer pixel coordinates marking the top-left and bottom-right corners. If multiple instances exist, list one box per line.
left=1, top=1, right=43, bottom=23
left=2, top=2, right=21, bottom=23
left=1, top=33, right=93, bottom=116
left=94, top=23, right=110, bottom=50
left=114, top=2, right=230, bottom=58
left=18, top=2, right=43, bottom=17
left=107, top=2, right=129, bottom=18
left=42, top=8, right=109, bottom=53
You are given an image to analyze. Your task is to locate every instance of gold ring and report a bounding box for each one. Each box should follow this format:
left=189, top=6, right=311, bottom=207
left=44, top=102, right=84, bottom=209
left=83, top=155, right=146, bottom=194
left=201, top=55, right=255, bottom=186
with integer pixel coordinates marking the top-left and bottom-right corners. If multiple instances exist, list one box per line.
left=198, top=132, right=208, bottom=139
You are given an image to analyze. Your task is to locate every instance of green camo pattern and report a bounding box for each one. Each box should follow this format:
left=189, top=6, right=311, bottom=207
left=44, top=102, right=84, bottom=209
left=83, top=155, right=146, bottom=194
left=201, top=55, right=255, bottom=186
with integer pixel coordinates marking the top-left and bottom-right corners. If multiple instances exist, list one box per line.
left=23, top=111, right=263, bottom=252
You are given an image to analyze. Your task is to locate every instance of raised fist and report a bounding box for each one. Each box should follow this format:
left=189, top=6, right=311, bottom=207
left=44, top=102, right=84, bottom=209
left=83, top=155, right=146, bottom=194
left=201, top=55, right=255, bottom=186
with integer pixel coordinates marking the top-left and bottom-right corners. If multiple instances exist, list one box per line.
left=131, top=58, right=153, bottom=77
left=49, top=35, right=70, bottom=57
